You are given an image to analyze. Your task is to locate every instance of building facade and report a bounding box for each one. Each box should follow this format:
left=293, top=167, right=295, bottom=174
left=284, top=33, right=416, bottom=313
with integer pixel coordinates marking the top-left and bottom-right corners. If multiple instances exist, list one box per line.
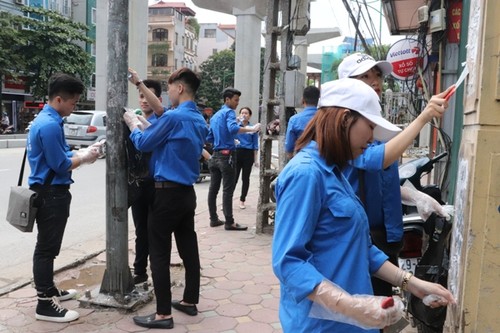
left=197, top=23, right=235, bottom=65
left=147, top=1, right=197, bottom=87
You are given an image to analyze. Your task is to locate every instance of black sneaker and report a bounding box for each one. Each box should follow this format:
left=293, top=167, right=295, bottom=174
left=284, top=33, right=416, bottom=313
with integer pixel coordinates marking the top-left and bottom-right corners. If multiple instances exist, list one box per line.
left=133, top=273, right=148, bottom=284
left=43, top=287, right=77, bottom=301
left=210, top=219, right=224, bottom=227
left=35, top=296, right=79, bottom=323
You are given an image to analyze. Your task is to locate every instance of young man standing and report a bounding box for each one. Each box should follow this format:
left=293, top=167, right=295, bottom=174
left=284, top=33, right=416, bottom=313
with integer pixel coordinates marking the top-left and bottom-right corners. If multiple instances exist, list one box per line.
left=126, top=67, right=207, bottom=329
left=206, top=88, right=261, bottom=231
left=28, top=73, right=100, bottom=322
left=127, top=79, right=163, bottom=285
left=284, top=86, right=320, bottom=159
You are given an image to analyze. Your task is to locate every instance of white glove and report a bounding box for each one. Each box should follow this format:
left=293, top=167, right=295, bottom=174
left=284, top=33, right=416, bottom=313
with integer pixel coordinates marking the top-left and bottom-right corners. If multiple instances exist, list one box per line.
left=74, top=148, right=99, bottom=165
left=401, top=184, right=450, bottom=221
left=123, top=110, right=141, bottom=131
left=247, top=123, right=261, bottom=133
left=136, top=115, right=151, bottom=130
left=309, top=280, right=404, bottom=329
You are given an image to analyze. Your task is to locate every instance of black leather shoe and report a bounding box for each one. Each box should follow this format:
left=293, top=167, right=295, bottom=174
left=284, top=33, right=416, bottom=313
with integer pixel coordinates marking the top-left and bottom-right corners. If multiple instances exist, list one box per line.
left=225, top=223, right=248, bottom=231
left=133, top=273, right=148, bottom=285
left=172, top=300, right=198, bottom=316
left=133, top=313, right=173, bottom=329
left=210, top=219, right=224, bottom=227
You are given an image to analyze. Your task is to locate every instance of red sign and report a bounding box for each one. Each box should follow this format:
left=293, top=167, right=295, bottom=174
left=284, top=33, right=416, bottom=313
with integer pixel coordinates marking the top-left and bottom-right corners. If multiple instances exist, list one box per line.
left=447, top=2, right=462, bottom=43
left=386, top=39, right=428, bottom=81
left=4, top=75, right=28, bottom=90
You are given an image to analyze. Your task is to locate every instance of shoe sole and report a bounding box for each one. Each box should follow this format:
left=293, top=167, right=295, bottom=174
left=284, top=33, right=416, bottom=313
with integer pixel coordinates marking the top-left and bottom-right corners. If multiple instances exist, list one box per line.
left=36, top=312, right=79, bottom=323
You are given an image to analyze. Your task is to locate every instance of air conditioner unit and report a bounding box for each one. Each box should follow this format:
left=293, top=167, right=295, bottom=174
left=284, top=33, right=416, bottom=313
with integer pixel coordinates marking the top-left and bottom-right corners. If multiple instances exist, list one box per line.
left=15, top=0, right=24, bottom=4
left=417, top=5, right=429, bottom=23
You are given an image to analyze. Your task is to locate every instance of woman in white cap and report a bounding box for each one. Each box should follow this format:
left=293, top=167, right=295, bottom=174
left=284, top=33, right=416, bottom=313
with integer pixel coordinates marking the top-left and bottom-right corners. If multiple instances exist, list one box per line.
left=338, top=53, right=453, bottom=304
left=272, top=78, right=454, bottom=333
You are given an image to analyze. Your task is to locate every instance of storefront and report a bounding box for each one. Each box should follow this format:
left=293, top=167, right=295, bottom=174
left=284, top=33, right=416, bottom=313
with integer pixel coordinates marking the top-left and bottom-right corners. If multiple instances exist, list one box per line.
left=2, top=75, right=41, bottom=133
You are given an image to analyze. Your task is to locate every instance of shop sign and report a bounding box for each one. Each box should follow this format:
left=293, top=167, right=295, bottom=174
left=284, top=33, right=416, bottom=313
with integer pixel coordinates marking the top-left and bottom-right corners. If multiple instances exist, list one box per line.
left=4, top=75, right=28, bottom=91
left=386, top=38, right=428, bottom=81
left=447, top=1, right=462, bottom=43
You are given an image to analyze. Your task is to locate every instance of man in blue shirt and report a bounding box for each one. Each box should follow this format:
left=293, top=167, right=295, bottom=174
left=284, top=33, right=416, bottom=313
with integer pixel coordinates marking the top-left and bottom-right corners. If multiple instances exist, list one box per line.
left=206, top=88, right=260, bottom=231
left=126, top=68, right=208, bottom=330
left=28, top=73, right=100, bottom=323
left=284, top=86, right=320, bottom=158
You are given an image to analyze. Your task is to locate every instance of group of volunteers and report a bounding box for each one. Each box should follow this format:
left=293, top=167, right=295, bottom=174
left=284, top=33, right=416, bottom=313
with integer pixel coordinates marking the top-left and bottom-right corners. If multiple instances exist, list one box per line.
left=26, top=51, right=455, bottom=331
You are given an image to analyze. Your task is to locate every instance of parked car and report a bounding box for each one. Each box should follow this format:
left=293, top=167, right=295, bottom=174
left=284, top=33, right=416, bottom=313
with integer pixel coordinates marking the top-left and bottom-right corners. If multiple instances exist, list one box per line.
left=64, top=110, right=106, bottom=157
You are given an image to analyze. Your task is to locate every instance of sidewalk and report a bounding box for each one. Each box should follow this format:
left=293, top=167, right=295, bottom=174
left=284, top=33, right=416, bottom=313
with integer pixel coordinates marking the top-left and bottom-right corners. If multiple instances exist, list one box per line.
left=0, top=184, right=282, bottom=333
left=0, top=181, right=418, bottom=333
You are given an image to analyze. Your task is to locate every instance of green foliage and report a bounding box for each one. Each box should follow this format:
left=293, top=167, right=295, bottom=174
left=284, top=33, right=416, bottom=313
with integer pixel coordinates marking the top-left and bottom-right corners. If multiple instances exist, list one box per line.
left=10, top=6, right=93, bottom=100
left=148, top=42, right=169, bottom=54
left=197, top=49, right=235, bottom=110
left=0, top=12, right=27, bottom=77
left=187, top=17, right=200, bottom=38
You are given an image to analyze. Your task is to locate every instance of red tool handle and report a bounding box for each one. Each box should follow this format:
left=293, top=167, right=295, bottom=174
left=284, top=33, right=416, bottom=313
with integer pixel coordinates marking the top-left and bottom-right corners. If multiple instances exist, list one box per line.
left=444, top=85, right=457, bottom=102
left=381, top=296, right=394, bottom=309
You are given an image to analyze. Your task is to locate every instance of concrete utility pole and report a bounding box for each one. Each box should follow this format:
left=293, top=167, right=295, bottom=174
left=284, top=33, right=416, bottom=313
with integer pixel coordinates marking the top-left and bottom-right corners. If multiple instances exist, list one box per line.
left=99, top=0, right=133, bottom=300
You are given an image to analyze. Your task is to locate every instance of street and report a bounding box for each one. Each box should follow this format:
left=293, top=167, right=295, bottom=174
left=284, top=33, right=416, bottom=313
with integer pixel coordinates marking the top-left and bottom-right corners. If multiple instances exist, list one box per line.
left=0, top=147, right=216, bottom=295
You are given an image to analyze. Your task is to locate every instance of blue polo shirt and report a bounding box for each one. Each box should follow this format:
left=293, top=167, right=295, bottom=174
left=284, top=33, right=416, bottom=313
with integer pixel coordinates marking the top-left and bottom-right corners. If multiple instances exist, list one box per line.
left=206, top=104, right=240, bottom=150
left=272, top=141, right=388, bottom=333
left=236, top=122, right=258, bottom=150
left=285, top=106, right=317, bottom=153
left=27, top=105, right=73, bottom=186
left=343, top=142, right=403, bottom=242
left=130, top=101, right=207, bottom=185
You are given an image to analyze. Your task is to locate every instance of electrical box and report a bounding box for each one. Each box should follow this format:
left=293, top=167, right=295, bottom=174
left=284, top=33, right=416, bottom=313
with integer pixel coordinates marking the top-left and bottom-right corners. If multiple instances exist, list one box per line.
left=417, top=5, right=429, bottom=23
left=290, top=0, right=311, bottom=36
left=284, top=70, right=306, bottom=108
left=429, top=9, right=446, bottom=32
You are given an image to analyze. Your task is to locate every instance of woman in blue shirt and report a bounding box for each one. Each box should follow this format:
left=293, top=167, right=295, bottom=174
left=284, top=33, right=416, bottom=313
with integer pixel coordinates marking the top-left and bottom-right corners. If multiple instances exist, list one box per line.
left=272, top=78, right=455, bottom=333
left=235, top=107, right=259, bottom=209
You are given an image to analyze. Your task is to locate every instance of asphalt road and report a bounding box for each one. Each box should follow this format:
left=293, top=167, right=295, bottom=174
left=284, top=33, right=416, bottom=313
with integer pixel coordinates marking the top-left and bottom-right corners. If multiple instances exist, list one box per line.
left=0, top=147, right=214, bottom=295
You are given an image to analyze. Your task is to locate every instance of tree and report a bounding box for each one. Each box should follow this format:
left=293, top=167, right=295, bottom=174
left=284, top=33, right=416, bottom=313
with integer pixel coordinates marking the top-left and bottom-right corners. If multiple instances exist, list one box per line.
left=197, top=49, right=235, bottom=110
left=187, top=17, right=200, bottom=38
left=0, top=12, right=28, bottom=109
left=16, top=6, right=93, bottom=100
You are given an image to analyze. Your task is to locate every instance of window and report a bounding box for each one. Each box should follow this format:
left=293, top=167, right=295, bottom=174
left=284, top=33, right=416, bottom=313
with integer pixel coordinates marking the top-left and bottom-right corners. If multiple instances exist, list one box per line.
left=182, top=36, right=185, bottom=47
left=204, top=29, right=216, bottom=38
left=212, top=48, right=218, bottom=55
left=175, top=32, right=178, bottom=45
left=153, top=28, right=168, bottom=42
left=91, top=43, right=96, bottom=57
left=91, top=8, right=96, bottom=25
left=152, top=54, right=168, bottom=67
left=90, top=73, right=96, bottom=88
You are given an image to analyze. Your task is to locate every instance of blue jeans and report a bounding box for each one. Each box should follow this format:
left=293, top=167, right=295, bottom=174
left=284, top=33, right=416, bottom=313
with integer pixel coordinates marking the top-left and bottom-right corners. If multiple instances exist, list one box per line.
left=31, top=187, right=72, bottom=293
left=208, top=152, right=236, bottom=225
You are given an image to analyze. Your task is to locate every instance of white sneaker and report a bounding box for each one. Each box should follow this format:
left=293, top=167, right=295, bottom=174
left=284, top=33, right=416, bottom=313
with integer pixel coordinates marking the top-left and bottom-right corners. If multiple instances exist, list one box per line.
left=36, top=296, right=79, bottom=323
left=239, top=202, right=246, bottom=209
left=54, top=288, right=77, bottom=301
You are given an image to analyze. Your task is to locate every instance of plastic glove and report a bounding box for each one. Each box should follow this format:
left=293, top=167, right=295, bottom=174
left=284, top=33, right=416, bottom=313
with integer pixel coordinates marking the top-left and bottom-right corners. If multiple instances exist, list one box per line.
left=74, top=148, right=99, bottom=165
left=123, top=110, right=141, bottom=131
left=246, top=123, right=261, bottom=133
left=136, top=115, right=151, bottom=130
left=309, top=280, right=404, bottom=329
left=400, top=184, right=450, bottom=221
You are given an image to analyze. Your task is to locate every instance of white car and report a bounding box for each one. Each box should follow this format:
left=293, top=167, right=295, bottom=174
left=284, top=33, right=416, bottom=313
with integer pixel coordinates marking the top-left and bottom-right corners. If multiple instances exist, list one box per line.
left=64, top=110, right=107, bottom=157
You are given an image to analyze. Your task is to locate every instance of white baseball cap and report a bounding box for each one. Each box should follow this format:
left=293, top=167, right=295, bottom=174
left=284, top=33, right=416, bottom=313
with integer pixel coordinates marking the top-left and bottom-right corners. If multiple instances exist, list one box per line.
left=318, top=78, right=401, bottom=142
left=338, top=53, right=393, bottom=79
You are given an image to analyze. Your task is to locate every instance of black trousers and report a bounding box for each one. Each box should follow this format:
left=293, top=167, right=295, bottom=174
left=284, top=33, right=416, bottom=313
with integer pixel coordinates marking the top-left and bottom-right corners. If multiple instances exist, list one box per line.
left=148, top=185, right=200, bottom=315
left=130, top=180, right=154, bottom=276
left=370, top=228, right=403, bottom=297
left=31, top=187, right=72, bottom=293
left=208, top=152, right=236, bottom=225
left=235, top=148, right=254, bottom=202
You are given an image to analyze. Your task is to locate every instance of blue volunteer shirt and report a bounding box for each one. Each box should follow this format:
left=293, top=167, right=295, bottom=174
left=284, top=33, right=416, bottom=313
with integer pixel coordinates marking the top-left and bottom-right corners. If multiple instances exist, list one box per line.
left=27, top=105, right=74, bottom=186
left=284, top=106, right=317, bottom=153
left=236, top=122, right=258, bottom=150
left=343, top=141, right=403, bottom=242
left=130, top=101, right=208, bottom=185
left=206, top=104, right=240, bottom=150
left=272, top=141, right=388, bottom=333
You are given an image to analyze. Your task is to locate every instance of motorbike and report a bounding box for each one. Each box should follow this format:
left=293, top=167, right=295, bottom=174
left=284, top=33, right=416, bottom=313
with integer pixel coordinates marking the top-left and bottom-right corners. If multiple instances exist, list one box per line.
left=0, top=123, right=14, bottom=134
left=398, top=152, right=453, bottom=333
